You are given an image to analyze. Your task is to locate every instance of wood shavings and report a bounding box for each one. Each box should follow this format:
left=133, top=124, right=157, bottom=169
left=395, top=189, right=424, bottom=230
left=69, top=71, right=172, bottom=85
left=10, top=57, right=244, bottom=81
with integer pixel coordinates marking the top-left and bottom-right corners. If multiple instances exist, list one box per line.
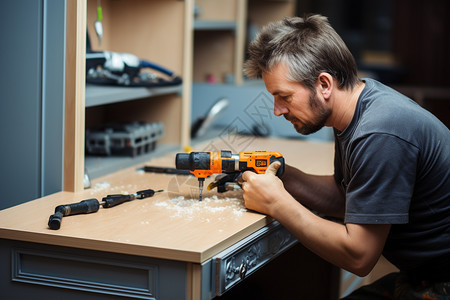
left=89, top=182, right=111, bottom=195
left=88, top=181, right=139, bottom=196
left=153, top=195, right=247, bottom=221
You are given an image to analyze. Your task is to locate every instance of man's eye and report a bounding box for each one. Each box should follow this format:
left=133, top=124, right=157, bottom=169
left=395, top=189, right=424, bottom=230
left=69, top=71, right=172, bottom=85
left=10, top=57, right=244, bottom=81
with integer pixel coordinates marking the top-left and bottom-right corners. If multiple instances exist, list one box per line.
left=274, top=94, right=290, bottom=102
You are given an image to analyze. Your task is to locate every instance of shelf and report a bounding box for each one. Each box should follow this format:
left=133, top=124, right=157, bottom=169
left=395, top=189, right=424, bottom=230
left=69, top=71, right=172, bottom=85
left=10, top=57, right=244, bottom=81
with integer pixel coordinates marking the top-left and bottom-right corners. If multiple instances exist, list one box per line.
left=85, top=84, right=182, bottom=107
left=85, top=143, right=179, bottom=179
left=193, top=20, right=237, bottom=31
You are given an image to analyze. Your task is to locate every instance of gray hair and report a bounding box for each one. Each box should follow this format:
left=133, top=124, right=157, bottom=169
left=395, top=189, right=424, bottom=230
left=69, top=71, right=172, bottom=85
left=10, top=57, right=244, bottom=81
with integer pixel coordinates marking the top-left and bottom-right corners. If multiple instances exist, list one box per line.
left=244, top=15, right=359, bottom=91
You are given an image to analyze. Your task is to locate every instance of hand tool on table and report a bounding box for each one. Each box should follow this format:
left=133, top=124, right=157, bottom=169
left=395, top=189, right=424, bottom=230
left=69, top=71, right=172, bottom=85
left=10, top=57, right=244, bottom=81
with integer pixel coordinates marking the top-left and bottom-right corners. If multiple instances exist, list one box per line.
left=175, top=150, right=285, bottom=201
left=48, top=189, right=163, bottom=230
left=140, top=166, right=192, bottom=176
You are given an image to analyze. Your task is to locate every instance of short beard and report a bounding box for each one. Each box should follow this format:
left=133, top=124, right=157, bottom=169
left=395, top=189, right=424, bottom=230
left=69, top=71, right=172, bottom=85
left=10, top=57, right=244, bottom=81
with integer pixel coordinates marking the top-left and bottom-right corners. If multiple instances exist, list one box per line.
left=284, top=90, right=331, bottom=135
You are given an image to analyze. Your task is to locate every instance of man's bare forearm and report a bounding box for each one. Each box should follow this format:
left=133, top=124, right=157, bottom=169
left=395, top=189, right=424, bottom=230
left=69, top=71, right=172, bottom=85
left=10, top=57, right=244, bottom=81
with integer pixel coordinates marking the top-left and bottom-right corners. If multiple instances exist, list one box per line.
left=280, top=165, right=345, bottom=218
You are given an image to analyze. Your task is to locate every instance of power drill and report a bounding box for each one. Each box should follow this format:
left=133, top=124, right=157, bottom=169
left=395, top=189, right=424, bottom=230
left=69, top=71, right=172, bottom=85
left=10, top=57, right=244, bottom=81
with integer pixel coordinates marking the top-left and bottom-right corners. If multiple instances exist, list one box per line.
left=175, top=150, right=285, bottom=200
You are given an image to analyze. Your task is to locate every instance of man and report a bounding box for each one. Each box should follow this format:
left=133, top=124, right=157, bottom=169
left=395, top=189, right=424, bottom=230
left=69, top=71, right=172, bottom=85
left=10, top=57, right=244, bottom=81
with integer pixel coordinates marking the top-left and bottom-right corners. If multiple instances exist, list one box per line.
left=241, top=14, right=449, bottom=299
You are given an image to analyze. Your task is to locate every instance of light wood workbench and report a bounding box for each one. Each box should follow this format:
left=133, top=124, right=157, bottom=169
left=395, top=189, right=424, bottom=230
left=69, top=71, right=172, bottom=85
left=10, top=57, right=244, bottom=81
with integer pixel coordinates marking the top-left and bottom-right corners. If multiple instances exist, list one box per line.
left=0, top=137, right=335, bottom=300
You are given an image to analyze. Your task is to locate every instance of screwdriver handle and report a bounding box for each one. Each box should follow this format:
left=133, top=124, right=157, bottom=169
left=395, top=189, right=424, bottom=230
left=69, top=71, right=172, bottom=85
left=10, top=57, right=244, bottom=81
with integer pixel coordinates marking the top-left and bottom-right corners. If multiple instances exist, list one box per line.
left=60, top=198, right=100, bottom=216
left=136, top=188, right=157, bottom=198
left=48, top=198, right=100, bottom=230
left=102, top=194, right=134, bottom=208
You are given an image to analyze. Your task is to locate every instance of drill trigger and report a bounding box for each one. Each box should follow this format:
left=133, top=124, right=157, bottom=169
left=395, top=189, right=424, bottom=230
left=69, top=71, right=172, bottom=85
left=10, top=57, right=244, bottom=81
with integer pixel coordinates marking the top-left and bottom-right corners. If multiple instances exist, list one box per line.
left=208, top=172, right=242, bottom=193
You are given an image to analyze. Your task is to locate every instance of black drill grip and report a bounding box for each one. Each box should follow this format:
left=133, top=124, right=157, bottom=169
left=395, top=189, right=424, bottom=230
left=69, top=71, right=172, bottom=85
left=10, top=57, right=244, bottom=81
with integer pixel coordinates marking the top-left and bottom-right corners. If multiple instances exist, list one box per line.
left=48, top=198, right=99, bottom=230
left=270, top=156, right=285, bottom=177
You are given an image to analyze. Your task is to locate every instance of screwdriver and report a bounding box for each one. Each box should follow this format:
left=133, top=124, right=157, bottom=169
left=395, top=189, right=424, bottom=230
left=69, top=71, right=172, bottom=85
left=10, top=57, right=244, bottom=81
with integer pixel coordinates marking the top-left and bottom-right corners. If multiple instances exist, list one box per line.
left=48, top=189, right=163, bottom=230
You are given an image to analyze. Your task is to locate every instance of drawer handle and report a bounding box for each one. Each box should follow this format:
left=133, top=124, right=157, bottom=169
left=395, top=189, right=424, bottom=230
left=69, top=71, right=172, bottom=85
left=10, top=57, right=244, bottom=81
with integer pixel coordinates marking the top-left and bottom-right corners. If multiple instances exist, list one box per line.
left=239, top=262, right=247, bottom=280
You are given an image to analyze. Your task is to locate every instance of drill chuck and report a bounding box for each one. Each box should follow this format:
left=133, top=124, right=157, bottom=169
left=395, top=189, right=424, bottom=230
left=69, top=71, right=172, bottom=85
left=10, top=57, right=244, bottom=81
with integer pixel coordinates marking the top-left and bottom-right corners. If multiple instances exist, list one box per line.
left=175, top=152, right=211, bottom=171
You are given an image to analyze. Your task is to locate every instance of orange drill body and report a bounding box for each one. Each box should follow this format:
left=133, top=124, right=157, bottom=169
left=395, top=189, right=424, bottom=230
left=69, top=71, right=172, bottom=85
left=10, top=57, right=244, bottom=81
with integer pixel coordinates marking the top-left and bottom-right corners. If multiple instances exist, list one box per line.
left=176, top=150, right=285, bottom=200
left=189, top=151, right=234, bottom=179
left=176, top=150, right=284, bottom=178
left=238, top=151, right=283, bottom=174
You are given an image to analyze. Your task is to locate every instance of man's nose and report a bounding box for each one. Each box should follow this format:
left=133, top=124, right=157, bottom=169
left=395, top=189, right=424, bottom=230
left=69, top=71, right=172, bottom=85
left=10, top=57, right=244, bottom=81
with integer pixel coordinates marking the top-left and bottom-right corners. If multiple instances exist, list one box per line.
left=274, top=100, right=287, bottom=116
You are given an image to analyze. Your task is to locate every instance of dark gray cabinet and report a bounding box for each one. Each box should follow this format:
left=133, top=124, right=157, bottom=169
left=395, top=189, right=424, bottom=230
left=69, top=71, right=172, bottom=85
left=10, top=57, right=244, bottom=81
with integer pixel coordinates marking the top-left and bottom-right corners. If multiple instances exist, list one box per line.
left=0, top=0, right=66, bottom=209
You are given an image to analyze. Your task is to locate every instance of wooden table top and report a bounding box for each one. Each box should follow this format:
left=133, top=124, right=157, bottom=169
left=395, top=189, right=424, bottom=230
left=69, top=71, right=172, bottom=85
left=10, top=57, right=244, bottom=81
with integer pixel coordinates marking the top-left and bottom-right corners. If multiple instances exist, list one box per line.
left=0, top=137, right=334, bottom=263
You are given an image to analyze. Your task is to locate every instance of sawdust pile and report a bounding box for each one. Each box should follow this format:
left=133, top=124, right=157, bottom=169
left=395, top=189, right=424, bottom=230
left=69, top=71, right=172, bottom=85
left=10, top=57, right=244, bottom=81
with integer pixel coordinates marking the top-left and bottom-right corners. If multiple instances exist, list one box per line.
left=88, top=181, right=140, bottom=196
left=153, top=195, right=247, bottom=221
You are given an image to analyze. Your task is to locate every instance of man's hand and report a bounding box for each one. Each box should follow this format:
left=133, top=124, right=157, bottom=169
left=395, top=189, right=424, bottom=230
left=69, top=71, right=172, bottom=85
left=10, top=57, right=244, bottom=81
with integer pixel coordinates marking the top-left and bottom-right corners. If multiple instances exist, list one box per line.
left=241, top=161, right=289, bottom=215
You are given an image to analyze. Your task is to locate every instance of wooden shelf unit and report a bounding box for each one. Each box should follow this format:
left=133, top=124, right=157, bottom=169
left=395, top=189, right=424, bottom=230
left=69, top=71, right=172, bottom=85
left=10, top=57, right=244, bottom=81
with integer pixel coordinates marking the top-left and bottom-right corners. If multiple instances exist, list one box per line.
left=192, top=0, right=296, bottom=85
left=193, top=0, right=245, bottom=84
left=65, top=0, right=296, bottom=187
left=85, top=84, right=183, bottom=108
left=64, top=0, right=194, bottom=183
left=247, top=0, right=297, bottom=29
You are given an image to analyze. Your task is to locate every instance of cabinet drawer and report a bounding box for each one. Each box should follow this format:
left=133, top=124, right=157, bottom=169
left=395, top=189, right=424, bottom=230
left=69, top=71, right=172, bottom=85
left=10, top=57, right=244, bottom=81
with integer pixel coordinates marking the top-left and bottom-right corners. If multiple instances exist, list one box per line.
left=213, top=221, right=297, bottom=296
left=3, top=240, right=187, bottom=300
left=12, top=248, right=157, bottom=299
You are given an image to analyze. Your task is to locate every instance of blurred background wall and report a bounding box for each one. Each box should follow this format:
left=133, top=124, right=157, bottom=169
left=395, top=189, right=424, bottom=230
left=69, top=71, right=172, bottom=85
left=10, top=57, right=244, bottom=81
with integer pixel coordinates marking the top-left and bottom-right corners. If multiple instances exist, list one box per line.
left=296, top=0, right=450, bottom=126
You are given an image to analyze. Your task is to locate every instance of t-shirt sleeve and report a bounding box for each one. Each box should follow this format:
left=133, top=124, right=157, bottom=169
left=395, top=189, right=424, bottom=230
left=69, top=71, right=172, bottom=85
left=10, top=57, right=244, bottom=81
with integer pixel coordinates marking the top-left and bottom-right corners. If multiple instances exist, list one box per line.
left=344, top=133, right=419, bottom=224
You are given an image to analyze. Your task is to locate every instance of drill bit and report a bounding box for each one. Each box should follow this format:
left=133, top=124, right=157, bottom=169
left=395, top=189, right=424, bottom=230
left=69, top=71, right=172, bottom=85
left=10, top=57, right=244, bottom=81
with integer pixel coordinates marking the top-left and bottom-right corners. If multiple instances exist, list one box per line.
left=198, top=178, right=205, bottom=201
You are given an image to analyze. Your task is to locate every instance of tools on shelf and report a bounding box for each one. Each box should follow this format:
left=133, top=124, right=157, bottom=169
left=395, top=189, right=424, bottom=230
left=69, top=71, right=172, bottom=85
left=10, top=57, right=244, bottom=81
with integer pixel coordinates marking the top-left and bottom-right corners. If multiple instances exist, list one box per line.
left=86, top=3, right=182, bottom=88
left=85, top=122, right=164, bottom=157
left=94, top=0, right=103, bottom=45
left=86, top=50, right=182, bottom=88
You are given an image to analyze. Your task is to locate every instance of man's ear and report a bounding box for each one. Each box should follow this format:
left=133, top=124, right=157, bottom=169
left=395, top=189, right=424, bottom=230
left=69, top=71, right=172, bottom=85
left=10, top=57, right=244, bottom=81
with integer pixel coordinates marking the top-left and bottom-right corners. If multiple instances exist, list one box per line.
left=317, top=73, right=333, bottom=99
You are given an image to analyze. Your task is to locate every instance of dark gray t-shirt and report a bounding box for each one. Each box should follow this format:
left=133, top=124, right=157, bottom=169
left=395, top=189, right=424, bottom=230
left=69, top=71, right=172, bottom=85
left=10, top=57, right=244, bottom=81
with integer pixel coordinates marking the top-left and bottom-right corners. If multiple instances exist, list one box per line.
left=334, top=78, right=450, bottom=278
